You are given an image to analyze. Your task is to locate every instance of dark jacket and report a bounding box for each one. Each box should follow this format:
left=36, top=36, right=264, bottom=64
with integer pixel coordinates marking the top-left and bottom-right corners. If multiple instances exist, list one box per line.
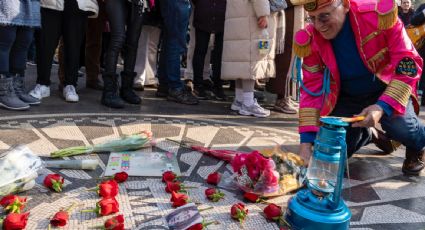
left=398, top=7, right=414, bottom=26
left=192, top=0, right=226, bottom=33
left=411, top=4, right=425, bottom=26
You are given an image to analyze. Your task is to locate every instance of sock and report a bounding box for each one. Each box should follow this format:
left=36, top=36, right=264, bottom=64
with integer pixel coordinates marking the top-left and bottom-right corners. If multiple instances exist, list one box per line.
left=243, top=92, right=254, bottom=106
left=235, top=88, right=243, bottom=102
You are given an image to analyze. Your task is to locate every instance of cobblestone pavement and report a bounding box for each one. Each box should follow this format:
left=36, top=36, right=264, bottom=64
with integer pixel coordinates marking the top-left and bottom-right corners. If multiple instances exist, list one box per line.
left=0, top=65, right=424, bottom=229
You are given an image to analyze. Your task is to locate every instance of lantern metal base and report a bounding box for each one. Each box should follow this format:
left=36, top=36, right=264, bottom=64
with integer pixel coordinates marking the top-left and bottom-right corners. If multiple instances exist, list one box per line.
left=284, top=189, right=351, bottom=230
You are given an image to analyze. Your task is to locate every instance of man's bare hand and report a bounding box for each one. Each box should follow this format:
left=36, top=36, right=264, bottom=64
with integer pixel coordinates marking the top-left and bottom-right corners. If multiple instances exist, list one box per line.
left=299, top=143, right=313, bottom=166
left=257, top=16, right=268, bottom=29
left=351, top=104, right=384, bottom=128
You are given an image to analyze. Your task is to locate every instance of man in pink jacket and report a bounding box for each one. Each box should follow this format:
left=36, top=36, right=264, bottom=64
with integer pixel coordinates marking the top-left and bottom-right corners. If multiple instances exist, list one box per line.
left=295, top=0, right=425, bottom=175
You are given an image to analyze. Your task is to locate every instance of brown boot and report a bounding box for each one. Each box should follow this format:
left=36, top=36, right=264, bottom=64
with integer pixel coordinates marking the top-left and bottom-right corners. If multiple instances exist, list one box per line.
left=402, top=149, right=425, bottom=175
left=370, top=128, right=400, bottom=154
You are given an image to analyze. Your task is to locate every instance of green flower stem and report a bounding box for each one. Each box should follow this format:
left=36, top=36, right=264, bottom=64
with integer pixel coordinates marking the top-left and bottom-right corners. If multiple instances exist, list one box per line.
left=65, top=202, right=78, bottom=214
left=198, top=206, right=213, bottom=212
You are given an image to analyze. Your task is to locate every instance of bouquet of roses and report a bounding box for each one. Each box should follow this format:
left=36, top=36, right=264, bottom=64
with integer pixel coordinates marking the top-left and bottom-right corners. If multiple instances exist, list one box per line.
left=50, top=131, right=154, bottom=158
left=193, top=145, right=305, bottom=196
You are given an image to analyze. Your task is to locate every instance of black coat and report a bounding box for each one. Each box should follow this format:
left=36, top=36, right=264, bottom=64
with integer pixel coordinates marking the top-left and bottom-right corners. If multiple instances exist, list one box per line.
left=192, top=0, right=226, bottom=33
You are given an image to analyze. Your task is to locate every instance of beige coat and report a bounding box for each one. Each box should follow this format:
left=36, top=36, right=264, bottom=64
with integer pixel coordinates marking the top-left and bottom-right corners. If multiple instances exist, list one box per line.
left=40, top=0, right=98, bottom=17
left=221, top=0, right=279, bottom=80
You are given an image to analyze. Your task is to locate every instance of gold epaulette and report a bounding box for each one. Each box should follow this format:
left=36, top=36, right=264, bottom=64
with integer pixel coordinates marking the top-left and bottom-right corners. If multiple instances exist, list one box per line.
left=376, top=0, right=398, bottom=30
left=293, top=28, right=312, bottom=58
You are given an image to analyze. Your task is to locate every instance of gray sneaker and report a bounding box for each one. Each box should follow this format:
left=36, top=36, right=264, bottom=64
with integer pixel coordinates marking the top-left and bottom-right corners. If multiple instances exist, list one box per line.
left=0, top=76, right=29, bottom=110
left=231, top=100, right=242, bottom=111
left=239, top=100, right=270, bottom=118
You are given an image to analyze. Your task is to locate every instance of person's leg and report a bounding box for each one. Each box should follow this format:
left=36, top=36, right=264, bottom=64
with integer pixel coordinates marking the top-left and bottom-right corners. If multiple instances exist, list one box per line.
left=0, top=26, right=15, bottom=75
left=192, top=28, right=211, bottom=99
left=85, top=0, right=106, bottom=90
left=31, top=8, right=62, bottom=99
left=231, top=79, right=243, bottom=111
left=102, top=0, right=127, bottom=108
left=238, top=79, right=270, bottom=117
left=134, top=25, right=151, bottom=90
left=160, top=0, right=198, bottom=105
left=62, top=0, right=88, bottom=102
left=35, top=8, right=62, bottom=87
left=0, top=26, right=30, bottom=110
left=9, top=26, right=40, bottom=105
left=211, top=32, right=226, bottom=100
left=145, top=26, right=160, bottom=85
left=104, top=0, right=127, bottom=75
left=380, top=100, right=425, bottom=175
left=120, top=1, right=144, bottom=104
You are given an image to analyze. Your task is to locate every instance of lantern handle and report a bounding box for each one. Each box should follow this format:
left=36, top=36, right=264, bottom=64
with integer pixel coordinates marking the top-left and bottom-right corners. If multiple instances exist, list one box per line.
left=331, top=136, right=347, bottom=209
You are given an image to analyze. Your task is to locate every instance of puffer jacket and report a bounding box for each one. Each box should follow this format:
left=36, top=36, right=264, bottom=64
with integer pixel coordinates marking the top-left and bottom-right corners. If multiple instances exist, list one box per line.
left=221, top=0, right=279, bottom=80
left=40, top=0, right=98, bottom=17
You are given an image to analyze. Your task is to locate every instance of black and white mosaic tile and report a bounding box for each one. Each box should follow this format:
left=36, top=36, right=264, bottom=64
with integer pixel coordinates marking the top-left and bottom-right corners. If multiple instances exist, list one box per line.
left=0, top=114, right=424, bottom=229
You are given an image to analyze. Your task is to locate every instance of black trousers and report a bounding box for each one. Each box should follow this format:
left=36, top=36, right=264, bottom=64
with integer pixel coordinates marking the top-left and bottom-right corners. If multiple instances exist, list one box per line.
left=104, top=0, right=144, bottom=75
left=36, top=0, right=87, bottom=86
left=192, top=28, right=224, bottom=89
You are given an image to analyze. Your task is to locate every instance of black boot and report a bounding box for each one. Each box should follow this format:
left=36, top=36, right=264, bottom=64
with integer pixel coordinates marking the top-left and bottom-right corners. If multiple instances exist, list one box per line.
left=120, top=71, right=141, bottom=104
left=101, top=74, right=125, bottom=108
left=402, top=149, right=425, bottom=176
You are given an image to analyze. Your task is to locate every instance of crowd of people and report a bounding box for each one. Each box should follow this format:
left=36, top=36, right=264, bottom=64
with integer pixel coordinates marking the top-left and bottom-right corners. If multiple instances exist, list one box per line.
left=0, top=0, right=301, bottom=118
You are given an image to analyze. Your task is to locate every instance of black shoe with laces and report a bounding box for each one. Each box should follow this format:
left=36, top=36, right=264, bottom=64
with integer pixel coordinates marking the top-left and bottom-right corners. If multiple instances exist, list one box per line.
left=167, top=88, right=199, bottom=105
left=213, top=86, right=227, bottom=101
left=193, top=87, right=208, bottom=100
left=156, top=84, right=169, bottom=98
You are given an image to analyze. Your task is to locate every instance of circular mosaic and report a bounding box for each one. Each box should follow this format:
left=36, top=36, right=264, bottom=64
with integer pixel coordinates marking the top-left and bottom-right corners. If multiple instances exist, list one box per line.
left=0, top=114, right=298, bottom=230
left=1, top=113, right=425, bottom=230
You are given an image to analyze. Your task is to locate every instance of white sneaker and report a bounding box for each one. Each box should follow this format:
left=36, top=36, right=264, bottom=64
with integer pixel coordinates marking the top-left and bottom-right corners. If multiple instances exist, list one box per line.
left=63, top=85, right=79, bottom=102
left=29, top=84, right=50, bottom=99
left=239, top=99, right=271, bottom=118
left=231, top=100, right=242, bottom=111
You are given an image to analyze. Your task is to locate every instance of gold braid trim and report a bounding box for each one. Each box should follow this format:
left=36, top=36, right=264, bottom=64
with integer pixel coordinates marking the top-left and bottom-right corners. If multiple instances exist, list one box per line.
left=378, top=1, right=398, bottom=30
left=383, top=80, right=412, bottom=106
left=302, top=64, right=322, bottom=73
left=299, top=108, right=320, bottom=126
left=293, top=42, right=312, bottom=58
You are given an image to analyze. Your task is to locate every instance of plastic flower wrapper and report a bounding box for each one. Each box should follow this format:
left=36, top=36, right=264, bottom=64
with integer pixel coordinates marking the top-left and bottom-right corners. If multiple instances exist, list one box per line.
left=50, top=131, right=154, bottom=158
left=0, top=146, right=42, bottom=196
left=186, top=142, right=304, bottom=196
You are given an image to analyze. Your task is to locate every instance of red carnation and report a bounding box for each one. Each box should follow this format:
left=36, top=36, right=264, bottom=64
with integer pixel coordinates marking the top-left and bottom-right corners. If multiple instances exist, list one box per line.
left=43, top=174, right=64, bottom=192
left=114, top=172, right=128, bottom=183
left=186, top=223, right=203, bottom=230
left=170, top=191, right=189, bottom=208
left=104, top=214, right=125, bottom=230
left=231, top=203, right=248, bottom=223
left=165, top=181, right=181, bottom=193
left=162, top=171, right=177, bottom=183
left=243, top=192, right=264, bottom=203
left=50, top=211, right=69, bottom=227
left=205, top=188, right=225, bottom=202
left=206, top=172, right=221, bottom=185
left=50, top=203, right=77, bottom=227
left=2, top=212, right=29, bottom=230
left=186, top=221, right=218, bottom=230
left=82, top=198, right=119, bottom=216
left=0, top=195, right=27, bottom=214
left=98, top=180, right=119, bottom=198
left=263, top=203, right=283, bottom=221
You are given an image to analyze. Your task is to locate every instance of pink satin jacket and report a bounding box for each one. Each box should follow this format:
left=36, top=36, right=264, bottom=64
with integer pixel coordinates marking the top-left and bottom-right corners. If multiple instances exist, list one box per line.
left=296, top=0, right=423, bottom=134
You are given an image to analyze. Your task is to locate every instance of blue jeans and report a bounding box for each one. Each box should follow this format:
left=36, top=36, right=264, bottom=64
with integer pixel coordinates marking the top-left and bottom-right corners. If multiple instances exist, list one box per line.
left=330, top=92, right=425, bottom=157
left=158, top=0, right=191, bottom=90
left=0, top=26, right=34, bottom=75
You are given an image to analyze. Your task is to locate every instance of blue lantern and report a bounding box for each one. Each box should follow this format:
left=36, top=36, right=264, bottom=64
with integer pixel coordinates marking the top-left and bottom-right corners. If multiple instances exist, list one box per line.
left=284, top=117, right=351, bottom=230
